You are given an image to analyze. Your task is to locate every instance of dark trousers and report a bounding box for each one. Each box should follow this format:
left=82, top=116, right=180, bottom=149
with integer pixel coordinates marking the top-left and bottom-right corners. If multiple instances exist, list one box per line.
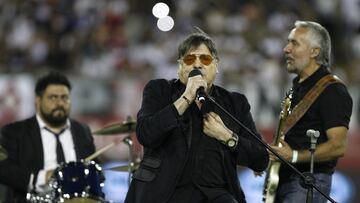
left=168, top=184, right=238, bottom=203
left=275, top=173, right=331, bottom=203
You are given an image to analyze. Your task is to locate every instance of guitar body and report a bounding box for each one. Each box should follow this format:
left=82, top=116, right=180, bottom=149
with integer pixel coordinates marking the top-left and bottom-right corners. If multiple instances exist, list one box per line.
left=262, top=90, right=292, bottom=203
left=263, top=161, right=280, bottom=203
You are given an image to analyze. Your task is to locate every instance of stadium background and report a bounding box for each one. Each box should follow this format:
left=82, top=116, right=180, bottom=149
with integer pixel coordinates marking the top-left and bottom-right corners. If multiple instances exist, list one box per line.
left=0, top=0, right=359, bottom=202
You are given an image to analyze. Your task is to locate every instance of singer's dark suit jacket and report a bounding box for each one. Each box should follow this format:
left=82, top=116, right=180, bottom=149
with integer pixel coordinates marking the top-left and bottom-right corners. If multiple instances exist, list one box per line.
left=125, top=79, right=269, bottom=203
left=0, top=116, right=96, bottom=203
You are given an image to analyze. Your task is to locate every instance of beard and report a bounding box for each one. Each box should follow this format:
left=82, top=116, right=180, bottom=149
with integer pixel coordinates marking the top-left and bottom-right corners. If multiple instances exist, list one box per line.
left=287, top=59, right=308, bottom=75
left=40, top=107, right=68, bottom=127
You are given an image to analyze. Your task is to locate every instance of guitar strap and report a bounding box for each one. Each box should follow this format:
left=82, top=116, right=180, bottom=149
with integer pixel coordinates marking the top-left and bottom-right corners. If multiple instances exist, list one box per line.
left=281, top=74, right=343, bottom=135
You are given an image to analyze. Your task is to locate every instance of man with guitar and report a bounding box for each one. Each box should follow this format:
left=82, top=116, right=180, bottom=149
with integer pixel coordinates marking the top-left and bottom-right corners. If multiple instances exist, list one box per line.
left=266, top=21, right=352, bottom=202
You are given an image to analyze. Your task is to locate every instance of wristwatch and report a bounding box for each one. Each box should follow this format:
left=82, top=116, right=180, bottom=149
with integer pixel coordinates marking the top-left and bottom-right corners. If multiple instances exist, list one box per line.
left=225, top=132, right=239, bottom=149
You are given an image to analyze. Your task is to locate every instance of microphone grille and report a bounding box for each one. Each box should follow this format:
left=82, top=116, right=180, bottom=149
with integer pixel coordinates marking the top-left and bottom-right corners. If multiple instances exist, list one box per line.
left=306, top=129, right=320, bottom=138
left=188, top=69, right=202, bottom=77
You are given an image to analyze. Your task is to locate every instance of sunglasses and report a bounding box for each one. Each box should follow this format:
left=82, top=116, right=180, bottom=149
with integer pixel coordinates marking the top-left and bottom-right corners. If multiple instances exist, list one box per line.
left=181, top=54, right=214, bottom=66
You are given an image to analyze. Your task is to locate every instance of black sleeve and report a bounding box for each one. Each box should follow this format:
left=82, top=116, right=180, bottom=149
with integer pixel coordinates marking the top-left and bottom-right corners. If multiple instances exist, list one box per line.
left=136, top=79, right=181, bottom=148
left=0, top=124, right=32, bottom=192
left=233, top=93, right=269, bottom=172
left=319, top=83, right=352, bottom=130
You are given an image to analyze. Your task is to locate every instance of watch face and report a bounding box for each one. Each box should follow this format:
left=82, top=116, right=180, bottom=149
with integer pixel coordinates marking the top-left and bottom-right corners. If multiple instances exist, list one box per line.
left=227, top=139, right=236, bottom=147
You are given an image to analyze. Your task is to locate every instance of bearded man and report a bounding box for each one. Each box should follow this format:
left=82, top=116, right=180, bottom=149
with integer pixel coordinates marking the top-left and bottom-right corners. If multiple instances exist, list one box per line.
left=0, top=72, right=96, bottom=203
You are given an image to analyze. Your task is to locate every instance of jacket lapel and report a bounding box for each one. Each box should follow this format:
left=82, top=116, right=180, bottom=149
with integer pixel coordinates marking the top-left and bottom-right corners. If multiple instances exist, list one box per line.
left=28, top=116, right=44, bottom=169
left=69, top=120, right=81, bottom=160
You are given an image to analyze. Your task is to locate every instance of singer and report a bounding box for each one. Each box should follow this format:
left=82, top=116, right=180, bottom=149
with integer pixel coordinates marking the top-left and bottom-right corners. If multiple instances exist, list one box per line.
left=269, top=21, right=353, bottom=203
left=124, top=28, right=269, bottom=203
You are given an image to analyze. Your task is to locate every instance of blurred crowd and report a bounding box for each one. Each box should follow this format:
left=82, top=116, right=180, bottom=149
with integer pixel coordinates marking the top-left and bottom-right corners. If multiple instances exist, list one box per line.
left=1, top=2, right=360, bottom=202
left=0, top=0, right=359, bottom=130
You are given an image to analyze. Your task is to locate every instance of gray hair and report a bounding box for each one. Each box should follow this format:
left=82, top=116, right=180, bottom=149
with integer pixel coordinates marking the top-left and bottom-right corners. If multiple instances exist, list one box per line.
left=294, top=21, right=331, bottom=67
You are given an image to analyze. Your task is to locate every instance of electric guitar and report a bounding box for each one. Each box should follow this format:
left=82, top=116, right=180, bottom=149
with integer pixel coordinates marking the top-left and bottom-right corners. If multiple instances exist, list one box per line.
left=263, top=90, right=292, bottom=203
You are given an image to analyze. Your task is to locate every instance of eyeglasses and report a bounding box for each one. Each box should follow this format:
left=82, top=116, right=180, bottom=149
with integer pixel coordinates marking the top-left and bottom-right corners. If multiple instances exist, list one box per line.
left=181, top=54, right=214, bottom=66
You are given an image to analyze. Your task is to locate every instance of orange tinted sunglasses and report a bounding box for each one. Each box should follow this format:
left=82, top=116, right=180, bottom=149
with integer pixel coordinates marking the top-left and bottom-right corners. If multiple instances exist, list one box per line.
left=181, top=54, right=214, bottom=66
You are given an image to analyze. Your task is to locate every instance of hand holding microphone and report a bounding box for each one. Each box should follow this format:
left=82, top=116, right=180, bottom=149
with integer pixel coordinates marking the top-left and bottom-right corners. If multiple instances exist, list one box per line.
left=184, top=69, right=207, bottom=103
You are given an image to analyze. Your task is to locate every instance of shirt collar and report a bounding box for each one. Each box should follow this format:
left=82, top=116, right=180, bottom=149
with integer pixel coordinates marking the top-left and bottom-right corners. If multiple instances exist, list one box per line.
left=292, top=65, right=330, bottom=89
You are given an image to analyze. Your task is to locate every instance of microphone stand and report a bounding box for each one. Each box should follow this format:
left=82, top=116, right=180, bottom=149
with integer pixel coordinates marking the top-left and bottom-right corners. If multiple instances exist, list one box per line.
left=304, top=130, right=320, bottom=203
left=205, top=95, right=336, bottom=203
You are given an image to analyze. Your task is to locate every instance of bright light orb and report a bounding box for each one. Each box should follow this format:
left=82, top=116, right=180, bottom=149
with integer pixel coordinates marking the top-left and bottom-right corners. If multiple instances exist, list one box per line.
left=152, top=2, right=170, bottom=18
left=157, top=16, right=174, bottom=32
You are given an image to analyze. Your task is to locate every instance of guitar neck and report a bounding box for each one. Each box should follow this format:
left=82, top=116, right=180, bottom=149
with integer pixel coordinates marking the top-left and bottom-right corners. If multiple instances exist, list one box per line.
left=272, top=115, right=285, bottom=145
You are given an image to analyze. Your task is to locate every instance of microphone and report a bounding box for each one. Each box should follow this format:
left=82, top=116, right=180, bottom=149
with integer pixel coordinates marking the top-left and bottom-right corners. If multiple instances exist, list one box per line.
left=188, top=69, right=207, bottom=103
left=306, top=129, right=320, bottom=140
left=306, top=129, right=320, bottom=151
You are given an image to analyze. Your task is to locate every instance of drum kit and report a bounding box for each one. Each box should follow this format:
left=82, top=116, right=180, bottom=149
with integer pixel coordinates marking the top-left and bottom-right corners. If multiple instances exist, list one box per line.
left=24, top=118, right=139, bottom=203
left=27, top=160, right=106, bottom=203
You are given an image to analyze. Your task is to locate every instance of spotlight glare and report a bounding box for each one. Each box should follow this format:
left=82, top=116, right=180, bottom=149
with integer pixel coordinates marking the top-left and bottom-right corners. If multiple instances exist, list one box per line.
left=157, top=16, right=174, bottom=32
left=152, top=2, right=170, bottom=18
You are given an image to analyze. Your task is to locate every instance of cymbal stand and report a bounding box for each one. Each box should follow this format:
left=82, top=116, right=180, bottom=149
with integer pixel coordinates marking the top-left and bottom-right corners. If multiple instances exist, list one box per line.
left=123, top=136, right=134, bottom=186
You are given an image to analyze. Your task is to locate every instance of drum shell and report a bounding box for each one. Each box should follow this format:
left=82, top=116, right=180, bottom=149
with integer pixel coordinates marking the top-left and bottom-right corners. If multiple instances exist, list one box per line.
left=50, top=160, right=105, bottom=202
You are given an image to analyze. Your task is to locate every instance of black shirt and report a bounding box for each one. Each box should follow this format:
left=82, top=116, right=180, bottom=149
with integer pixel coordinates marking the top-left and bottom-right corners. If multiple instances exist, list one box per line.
left=176, top=92, right=228, bottom=201
left=280, top=66, right=352, bottom=179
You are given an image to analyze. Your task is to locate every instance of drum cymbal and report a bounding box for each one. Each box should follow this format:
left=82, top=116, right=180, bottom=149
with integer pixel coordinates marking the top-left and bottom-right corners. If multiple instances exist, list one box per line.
left=0, top=145, right=8, bottom=161
left=93, top=120, right=136, bottom=135
left=107, top=162, right=139, bottom=172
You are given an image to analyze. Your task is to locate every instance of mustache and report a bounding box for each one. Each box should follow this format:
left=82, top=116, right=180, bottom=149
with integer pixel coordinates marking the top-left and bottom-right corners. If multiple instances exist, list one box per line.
left=51, top=108, right=66, bottom=113
left=285, top=55, right=293, bottom=60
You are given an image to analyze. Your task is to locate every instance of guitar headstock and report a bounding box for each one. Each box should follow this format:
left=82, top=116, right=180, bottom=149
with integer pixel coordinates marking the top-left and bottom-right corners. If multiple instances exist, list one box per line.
left=280, top=89, right=293, bottom=119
